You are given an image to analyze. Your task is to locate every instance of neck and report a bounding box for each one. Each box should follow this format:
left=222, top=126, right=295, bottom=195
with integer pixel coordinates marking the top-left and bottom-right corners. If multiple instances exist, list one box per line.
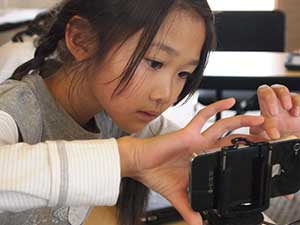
left=44, top=67, right=102, bottom=126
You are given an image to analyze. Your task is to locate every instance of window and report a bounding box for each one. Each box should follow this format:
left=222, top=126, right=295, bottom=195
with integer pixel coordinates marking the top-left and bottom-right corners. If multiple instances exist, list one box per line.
left=207, top=0, right=276, bottom=11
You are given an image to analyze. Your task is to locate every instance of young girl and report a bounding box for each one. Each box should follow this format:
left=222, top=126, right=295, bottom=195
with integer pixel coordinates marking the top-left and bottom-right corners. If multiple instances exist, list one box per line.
left=0, top=1, right=299, bottom=225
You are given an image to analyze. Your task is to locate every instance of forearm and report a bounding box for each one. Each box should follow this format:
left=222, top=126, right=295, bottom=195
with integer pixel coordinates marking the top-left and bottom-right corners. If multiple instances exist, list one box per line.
left=0, top=139, right=121, bottom=212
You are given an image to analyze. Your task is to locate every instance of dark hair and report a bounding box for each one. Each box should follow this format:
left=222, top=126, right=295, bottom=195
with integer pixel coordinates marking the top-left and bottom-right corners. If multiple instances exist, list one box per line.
left=12, top=1, right=215, bottom=225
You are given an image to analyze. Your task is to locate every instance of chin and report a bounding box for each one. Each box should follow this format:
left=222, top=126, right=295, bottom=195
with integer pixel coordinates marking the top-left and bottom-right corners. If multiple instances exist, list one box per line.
left=119, top=122, right=148, bottom=134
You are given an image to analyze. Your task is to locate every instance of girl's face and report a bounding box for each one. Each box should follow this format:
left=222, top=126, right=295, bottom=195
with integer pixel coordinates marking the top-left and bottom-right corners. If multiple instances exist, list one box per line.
left=87, top=9, right=206, bottom=133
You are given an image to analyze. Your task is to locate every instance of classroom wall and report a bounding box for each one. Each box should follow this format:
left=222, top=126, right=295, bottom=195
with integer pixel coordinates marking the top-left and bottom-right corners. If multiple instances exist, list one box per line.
left=276, top=0, right=300, bottom=51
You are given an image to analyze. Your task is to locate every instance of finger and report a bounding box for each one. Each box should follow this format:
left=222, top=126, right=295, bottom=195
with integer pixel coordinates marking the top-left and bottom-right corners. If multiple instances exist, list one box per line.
left=169, top=192, right=203, bottom=225
left=257, top=85, right=279, bottom=116
left=250, top=126, right=271, bottom=140
left=187, top=98, right=236, bottom=131
left=271, top=84, right=293, bottom=111
left=202, top=115, right=264, bottom=142
left=290, top=93, right=300, bottom=117
left=250, top=125, right=264, bottom=135
left=263, top=118, right=281, bottom=140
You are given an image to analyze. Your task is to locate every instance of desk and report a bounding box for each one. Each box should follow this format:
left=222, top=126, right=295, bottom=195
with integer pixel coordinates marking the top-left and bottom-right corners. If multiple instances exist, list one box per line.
left=84, top=206, right=275, bottom=225
left=83, top=206, right=187, bottom=225
left=202, top=51, right=300, bottom=91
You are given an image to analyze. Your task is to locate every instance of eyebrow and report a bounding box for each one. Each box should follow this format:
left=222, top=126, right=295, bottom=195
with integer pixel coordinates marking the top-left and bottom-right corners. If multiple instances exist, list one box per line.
left=150, top=42, right=199, bottom=66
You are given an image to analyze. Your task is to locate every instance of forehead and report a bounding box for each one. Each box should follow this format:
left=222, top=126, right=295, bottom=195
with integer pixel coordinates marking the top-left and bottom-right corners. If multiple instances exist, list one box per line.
left=104, top=8, right=206, bottom=65
left=151, top=8, right=206, bottom=57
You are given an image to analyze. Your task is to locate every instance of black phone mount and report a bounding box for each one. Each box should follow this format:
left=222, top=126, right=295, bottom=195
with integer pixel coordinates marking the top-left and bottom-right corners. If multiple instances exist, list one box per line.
left=197, top=137, right=300, bottom=225
left=204, top=138, right=271, bottom=225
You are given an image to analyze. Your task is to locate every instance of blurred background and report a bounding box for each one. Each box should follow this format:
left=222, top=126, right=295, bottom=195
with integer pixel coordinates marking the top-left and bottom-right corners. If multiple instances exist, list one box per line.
left=0, top=0, right=299, bottom=50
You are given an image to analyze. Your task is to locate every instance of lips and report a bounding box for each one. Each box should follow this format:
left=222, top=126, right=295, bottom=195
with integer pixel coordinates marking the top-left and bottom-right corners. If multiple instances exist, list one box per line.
left=136, top=110, right=160, bottom=122
left=142, top=111, right=160, bottom=117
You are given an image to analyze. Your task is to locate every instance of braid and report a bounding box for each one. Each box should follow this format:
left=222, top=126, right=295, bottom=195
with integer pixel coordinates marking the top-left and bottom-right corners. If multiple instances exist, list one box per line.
left=11, top=0, right=107, bottom=81
left=11, top=16, right=68, bottom=80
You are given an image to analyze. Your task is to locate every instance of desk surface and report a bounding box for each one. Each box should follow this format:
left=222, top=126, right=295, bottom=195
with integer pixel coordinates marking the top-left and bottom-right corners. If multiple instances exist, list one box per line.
left=202, top=51, right=300, bottom=90
left=84, top=206, right=275, bottom=225
left=84, top=206, right=184, bottom=225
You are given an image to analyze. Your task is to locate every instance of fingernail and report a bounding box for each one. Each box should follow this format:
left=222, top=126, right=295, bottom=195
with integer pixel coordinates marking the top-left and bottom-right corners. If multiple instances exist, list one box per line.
left=259, top=84, right=269, bottom=89
left=269, top=128, right=280, bottom=139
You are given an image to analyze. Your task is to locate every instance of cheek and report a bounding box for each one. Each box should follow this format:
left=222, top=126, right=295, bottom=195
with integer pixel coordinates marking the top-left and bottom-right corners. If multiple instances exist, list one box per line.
left=172, top=78, right=187, bottom=100
left=115, top=66, right=149, bottom=98
left=88, top=77, right=118, bottom=112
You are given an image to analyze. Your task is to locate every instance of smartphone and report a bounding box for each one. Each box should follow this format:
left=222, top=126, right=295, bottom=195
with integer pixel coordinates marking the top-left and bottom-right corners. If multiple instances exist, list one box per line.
left=189, top=137, right=300, bottom=216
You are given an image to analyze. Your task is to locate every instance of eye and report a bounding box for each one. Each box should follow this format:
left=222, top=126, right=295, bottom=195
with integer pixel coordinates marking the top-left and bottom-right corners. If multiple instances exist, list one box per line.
left=145, top=58, right=164, bottom=70
left=178, top=71, right=192, bottom=79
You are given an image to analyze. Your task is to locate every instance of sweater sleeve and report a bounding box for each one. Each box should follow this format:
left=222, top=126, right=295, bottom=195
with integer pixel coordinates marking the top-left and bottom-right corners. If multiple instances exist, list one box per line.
left=0, top=110, right=121, bottom=213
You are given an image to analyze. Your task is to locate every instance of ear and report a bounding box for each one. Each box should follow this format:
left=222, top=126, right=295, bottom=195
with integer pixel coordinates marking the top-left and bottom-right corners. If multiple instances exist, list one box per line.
left=65, top=16, right=97, bottom=61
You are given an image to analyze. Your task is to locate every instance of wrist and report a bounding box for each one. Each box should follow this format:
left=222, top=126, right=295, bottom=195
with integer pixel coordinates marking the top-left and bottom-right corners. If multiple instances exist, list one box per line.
left=117, top=130, right=190, bottom=179
left=117, top=136, right=140, bottom=178
left=178, top=128, right=196, bottom=153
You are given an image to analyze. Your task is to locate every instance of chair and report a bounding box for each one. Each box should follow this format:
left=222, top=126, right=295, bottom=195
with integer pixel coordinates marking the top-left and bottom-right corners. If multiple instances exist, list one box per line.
left=214, top=10, right=285, bottom=52
left=198, top=10, right=286, bottom=119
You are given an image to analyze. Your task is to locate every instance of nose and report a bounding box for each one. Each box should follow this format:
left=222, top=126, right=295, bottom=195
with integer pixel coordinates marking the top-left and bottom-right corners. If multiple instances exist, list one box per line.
left=149, top=75, right=173, bottom=105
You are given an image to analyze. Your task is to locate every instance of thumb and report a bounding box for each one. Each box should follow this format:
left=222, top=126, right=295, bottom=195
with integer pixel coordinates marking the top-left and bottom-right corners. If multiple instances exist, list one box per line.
left=169, top=191, right=203, bottom=225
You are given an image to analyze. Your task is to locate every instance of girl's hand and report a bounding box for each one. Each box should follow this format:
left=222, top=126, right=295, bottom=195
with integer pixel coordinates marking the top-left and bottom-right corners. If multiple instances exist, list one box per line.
left=251, top=84, right=300, bottom=139
left=118, top=98, right=264, bottom=225
left=252, top=85, right=300, bottom=201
